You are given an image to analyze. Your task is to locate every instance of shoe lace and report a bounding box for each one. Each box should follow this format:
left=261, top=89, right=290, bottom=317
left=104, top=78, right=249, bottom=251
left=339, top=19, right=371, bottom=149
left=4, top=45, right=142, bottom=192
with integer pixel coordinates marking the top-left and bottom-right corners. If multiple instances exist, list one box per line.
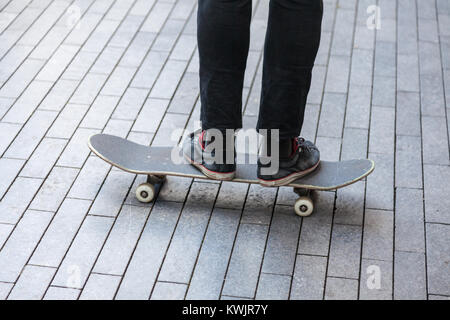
left=293, top=137, right=313, bottom=154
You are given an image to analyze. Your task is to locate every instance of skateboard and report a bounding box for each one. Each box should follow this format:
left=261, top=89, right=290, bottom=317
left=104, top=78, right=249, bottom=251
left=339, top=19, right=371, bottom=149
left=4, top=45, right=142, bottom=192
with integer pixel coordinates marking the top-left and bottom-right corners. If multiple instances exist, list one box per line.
left=88, top=134, right=375, bottom=217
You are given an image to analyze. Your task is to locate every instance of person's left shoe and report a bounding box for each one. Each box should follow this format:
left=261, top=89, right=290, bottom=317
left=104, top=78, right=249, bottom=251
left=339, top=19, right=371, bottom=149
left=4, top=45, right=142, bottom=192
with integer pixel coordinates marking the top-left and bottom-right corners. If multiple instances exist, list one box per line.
left=182, top=129, right=236, bottom=180
left=258, top=137, right=320, bottom=187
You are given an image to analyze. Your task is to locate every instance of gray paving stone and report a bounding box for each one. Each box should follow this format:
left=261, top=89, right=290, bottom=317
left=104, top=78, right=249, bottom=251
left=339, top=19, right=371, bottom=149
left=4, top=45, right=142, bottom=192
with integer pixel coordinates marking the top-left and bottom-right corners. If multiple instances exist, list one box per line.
left=38, top=79, right=79, bottom=111
left=0, top=158, right=25, bottom=199
left=396, top=91, right=421, bottom=136
left=62, top=51, right=98, bottom=80
left=152, top=175, right=191, bottom=203
left=7, top=265, right=56, bottom=300
left=372, top=76, right=395, bottom=107
left=423, top=164, right=450, bottom=224
left=64, top=13, right=103, bottom=46
left=420, top=74, right=446, bottom=117
left=82, top=18, right=120, bottom=53
left=153, top=19, right=185, bottom=52
left=325, top=277, right=358, bottom=300
left=0, top=44, right=33, bottom=82
left=129, top=0, right=156, bottom=17
left=80, top=95, right=120, bottom=129
left=359, top=258, right=392, bottom=300
left=90, top=45, right=124, bottom=74
left=426, top=223, right=450, bottom=296
left=317, top=92, right=346, bottom=138
left=291, top=255, right=327, bottom=300
left=0, top=58, right=45, bottom=98
left=315, top=136, right=341, bottom=161
left=52, top=215, right=114, bottom=289
left=30, top=198, right=91, bottom=267
left=141, top=1, right=173, bottom=33
left=89, top=171, right=135, bottom=218
left=158, top=182, right=219, bottom=283
left=222, top=223, right=269, bottom=298
left=186, top=208, right=240, bottom=299
left=0, top=177, right=42, bottom=224
left=57, top=127, right=100, bottom=168
left=3, top=109, right=57, bottom=159
left=43, top=286, right=80, bottom=300
left=101, top=66, right=137, bottom=97
left=36, top=44, right=79, bottom=81
left=331, top=7, right=355, bottom=56
left=325, top=55, right=350, bottom=93
left=110, top=88, right=148, bottom=121
left=239, top=184, right=276, bottom=225
left=68, top=156, right=110, bottom=200
left=328, top=224, right=362, bottom=279
left=341, top=127, right=368, bottom=160
left=366, top=152, right=394, bottom=210
left=0, top=223, right=13, bottom=248
left=369, top=106, right=395, bottom=155
left=116, top=201, right=183, bottom=300
left=261, top=205, right=301, bottom=276
left=0, top=210, right=53, bottom=282
left=350, top=49, right=373, bottom=86
left=0, top=122, right=21, bottom=155
left=109, top=15, right=145, bottom=48
left=0, top=97, right=15, bottom=119
left=79, top=273, right=121, bottom=300
left=256, top=273, right=291, bottom=300
left=397, top=54, right=420, bottom=92
left=334, top=181, right=365, bottom=226
left=215, top=181, right=248, bottom=210
left=132, top=98, right=169, bottom=133
left=131, top=50, right=169, bottom=89
left=422, top=116, right=449, bottom=165
left=69, top=73, right=108, bottom=105
left=395, top=135, right=423, bottom=188
left=362, top=209, right=394, bottom=261
left=395, top=188, right=425, bottom=253
left=2, top=80, right=53, bottom=124
left=20, top=137, right=67, bottom=179
left=167, top=72, right=199, bottom=114
left=394, top=251, right=427, bottom=299
left=345, top=84, right=371, bottom=129
left=104, top=0, right=134, bottom=20
left=151, top=112, right=188, bottom=147
left=298, top=191, right=334, bottom=256
left=428, top=294, right=450, bottom=300
left=0, top=282, right=13, bottom=300
left=102, top=118, right=133, bottom=138
left=374, top=41, right=396, bottom=78
left=307, top=65, right=326, bottom=105
left=151, top=282, right=187, bottom=300
left=149, top=59, right=187, bottom=100
left=93, top=205, right=150, bottom=275
left=47, top=104, right=88, bottom=139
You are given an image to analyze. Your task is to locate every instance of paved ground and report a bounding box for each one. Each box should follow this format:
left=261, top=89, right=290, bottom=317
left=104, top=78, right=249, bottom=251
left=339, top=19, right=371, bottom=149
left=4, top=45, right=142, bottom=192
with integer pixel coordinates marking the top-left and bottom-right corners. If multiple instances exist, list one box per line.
left=0, top=0, right=449, bottom=300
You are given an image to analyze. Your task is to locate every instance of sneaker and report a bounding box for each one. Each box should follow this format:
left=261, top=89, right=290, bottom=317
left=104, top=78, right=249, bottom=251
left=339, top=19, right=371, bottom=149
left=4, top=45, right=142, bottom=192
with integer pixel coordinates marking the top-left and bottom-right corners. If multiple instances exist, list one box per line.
left=182, top=129, right=236, bottom=180
left=257, top=137, right=320, bottom=187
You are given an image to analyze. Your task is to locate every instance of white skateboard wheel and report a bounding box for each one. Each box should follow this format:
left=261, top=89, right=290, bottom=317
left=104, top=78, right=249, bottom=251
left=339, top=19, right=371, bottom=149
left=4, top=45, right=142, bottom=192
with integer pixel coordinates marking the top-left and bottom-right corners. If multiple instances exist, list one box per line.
left=294, top=196, right=314, bottom=217
left=136, top=183, right=155, bottom=203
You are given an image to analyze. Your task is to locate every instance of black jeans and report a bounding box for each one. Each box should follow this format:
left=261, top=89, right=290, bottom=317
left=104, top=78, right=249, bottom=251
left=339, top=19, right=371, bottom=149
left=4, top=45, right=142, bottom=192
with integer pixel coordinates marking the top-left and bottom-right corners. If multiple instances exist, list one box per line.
left=198, top=0, right=323, bottom=139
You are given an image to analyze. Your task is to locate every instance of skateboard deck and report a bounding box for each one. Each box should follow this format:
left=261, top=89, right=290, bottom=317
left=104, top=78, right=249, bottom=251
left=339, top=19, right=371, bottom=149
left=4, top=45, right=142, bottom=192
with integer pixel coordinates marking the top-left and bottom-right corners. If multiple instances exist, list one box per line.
left=89, top=134, right=374, bottom=190
left=88, top=134, right=374, bottom=216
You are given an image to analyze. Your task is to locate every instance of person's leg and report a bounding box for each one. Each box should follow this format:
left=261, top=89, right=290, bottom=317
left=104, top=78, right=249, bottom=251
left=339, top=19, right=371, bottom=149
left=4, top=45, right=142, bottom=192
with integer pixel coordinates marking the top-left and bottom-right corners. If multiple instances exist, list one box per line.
left=257, top=0, right=323, bottom=186
left=198, top=0, right=252, bottom=132
left=257, top=0, right=323, bottom=139
left=183, top=0, right=252, bottom=180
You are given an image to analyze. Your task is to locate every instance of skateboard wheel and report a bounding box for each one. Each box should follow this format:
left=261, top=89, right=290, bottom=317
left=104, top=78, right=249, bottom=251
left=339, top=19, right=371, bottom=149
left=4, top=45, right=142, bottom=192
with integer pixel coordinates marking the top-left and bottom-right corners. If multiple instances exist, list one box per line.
left=294, top=197, right=314, bottom=217
left=136, top=183, right=155, bottom=203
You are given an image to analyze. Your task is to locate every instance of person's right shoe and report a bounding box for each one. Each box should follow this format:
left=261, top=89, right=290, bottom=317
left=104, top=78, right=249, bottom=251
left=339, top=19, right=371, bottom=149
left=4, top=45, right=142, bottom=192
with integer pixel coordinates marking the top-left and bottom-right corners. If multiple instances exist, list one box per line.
left=257, top=137, right=320, bottom=187
left=182, top=129, right=236, bottom=181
